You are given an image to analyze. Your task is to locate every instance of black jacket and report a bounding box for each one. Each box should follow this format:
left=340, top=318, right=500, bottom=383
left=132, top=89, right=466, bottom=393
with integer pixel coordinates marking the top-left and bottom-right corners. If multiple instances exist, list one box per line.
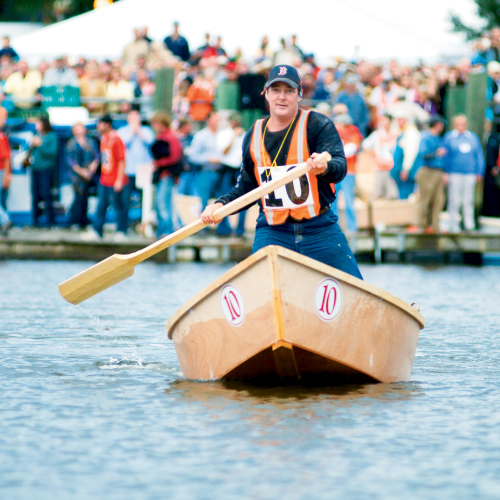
left=216, top=110, right=346, bottom=213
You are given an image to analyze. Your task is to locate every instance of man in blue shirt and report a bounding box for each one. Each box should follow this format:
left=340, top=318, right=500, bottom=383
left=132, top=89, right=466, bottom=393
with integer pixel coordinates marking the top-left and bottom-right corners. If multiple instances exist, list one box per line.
left=189, top=111, right=232, bottom=235
left=442, top=114, right=485, bottom=232
left=0, top=36, right=19, bottom=62
left=415, top=116, right=445, bottom=232
left=163, top=22, right=190, bottom=62
left=334, top=74, right=369, bottom=137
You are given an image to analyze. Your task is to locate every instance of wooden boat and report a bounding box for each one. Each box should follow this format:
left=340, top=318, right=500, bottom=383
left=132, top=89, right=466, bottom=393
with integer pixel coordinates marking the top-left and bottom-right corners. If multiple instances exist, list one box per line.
left=166, top=245, right=425, bottom=384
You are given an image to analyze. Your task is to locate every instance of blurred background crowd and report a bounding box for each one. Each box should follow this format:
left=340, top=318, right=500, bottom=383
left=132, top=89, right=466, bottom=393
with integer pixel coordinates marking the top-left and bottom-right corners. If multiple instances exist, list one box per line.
left=1, top=20, right=500, bottom=239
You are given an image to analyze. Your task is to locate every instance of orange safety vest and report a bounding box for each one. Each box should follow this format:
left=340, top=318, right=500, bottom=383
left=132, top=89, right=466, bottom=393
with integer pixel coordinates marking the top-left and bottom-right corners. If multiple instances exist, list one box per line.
left=250, top=110, right=323, bottom=225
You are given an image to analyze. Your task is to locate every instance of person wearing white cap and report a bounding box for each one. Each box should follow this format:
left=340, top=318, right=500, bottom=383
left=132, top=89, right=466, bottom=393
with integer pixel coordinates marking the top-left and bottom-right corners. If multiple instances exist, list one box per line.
left=362, top=113, right=399, bottom=201
left=390, top=106, right=422, bottom=199
left=368, top=70, right=400, bottom=120
left=442, top=114, right=485, bottom=232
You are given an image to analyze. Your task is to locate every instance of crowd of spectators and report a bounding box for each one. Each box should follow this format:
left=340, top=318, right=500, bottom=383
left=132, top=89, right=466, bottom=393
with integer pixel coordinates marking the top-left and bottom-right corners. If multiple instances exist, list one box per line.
left=2, top=22, right=500, bottom=238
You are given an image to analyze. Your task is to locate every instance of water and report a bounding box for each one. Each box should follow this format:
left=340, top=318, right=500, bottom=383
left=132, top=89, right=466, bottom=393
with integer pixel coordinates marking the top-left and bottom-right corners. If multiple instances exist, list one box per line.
left=1, top=260, right=500, bottom=500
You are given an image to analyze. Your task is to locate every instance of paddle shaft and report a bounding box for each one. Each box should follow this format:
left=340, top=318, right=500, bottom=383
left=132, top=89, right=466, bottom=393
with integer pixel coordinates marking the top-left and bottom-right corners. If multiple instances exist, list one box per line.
left=127, top=152, right=331, bottom=265
left=58, top=152, right=331, bottom=304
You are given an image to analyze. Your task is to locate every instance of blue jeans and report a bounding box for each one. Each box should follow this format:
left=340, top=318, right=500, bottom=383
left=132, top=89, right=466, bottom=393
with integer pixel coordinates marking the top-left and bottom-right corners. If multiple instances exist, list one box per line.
left=196, top=169, right=232, bottom=235
left=333, top=174, right=357, bottom=232
left=0, top=170, right=9, bottom=225
left=68, top=176, right=91, bottom=228
left=177, top=170, right=198, bottom=196
left=156, top=175, right=174, bottom=236
left=31, top=169, right=55, bottom=226
left=218, top=166, right=245, bottom=235
left=92, top=183, right=129, bottom=236
left=252, top=209, right=363, bottom=279
left=0, top=169, right=7, bottom=210
left=123, top=175, right=136, bottom=210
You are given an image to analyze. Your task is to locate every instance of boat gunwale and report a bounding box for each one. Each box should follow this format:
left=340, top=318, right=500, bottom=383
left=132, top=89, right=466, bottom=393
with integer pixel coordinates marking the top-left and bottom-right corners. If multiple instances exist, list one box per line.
left=276, top=247, right=425, bottom=328
left=166, top=245, right=425, bottom=339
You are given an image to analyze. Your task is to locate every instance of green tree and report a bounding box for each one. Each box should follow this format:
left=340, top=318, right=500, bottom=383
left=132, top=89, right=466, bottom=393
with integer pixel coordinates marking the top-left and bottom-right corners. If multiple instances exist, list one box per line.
left=450, top=0, right=500, bottom=40
left=0, top=0, right=99, bottom=24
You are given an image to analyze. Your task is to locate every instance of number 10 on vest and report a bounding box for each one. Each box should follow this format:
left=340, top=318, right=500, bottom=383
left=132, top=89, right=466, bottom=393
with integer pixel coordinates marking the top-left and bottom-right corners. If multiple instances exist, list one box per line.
left=258, top=165, right=314, bottom=210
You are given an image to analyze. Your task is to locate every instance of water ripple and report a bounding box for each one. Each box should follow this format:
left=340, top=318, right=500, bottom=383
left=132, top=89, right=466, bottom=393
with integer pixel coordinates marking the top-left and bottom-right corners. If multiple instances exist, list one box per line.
left=1, top=260, right=500, bottom=499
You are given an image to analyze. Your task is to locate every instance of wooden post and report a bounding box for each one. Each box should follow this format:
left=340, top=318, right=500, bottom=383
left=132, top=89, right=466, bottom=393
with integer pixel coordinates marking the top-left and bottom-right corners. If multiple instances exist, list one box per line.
left=465, top=71, right=487, bottom=140
left=152, top=67, right=175, bottom=113
left=444, top=86, right=467, bottom=130
left=465, top=71, right=488, bottom=217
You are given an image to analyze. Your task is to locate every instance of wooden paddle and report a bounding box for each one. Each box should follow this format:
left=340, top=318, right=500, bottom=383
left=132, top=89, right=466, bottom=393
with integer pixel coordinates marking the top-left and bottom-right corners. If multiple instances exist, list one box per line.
left=59, top=151, right=332, bottom=304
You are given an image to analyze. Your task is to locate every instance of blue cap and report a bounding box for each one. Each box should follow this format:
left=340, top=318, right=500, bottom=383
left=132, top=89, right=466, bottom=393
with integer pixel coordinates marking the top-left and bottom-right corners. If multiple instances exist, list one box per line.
left=265, top=65, right=301, bottom=89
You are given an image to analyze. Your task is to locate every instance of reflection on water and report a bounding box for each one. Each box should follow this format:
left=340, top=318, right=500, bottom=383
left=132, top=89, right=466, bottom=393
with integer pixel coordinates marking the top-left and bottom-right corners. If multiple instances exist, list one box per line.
left=1, top=260, right=500, bottom=500
left=167, top=378, right=422, bottom=406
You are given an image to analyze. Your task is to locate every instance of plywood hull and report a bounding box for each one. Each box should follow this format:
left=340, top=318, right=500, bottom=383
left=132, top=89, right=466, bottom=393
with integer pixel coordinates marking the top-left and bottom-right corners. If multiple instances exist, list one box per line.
left=167, top=246, right=425, bottom=384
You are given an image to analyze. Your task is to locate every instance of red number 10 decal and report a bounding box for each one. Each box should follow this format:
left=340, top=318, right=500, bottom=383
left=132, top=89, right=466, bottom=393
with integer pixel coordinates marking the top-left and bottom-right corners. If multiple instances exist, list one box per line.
left=220, top=285, right=245, bottom=327
left=315, top=278, right=342, bottom=321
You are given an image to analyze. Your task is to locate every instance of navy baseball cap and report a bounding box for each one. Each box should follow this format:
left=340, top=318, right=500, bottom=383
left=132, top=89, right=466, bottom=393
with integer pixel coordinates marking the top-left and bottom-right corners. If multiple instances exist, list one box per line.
left=265, top=65, right=301, bottom=89
left=98, top=114, right=113, bottom=125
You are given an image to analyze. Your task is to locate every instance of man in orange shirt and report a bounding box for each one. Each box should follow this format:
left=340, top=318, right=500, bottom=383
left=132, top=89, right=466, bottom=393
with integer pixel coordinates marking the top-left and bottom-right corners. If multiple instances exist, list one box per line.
left=186, top=73, right=214, bottom=123
left=332, top=113, right=362, bottom=233
left=0, top=107, right=12, bottom=235
left=84, top=114, right=128, bottom=241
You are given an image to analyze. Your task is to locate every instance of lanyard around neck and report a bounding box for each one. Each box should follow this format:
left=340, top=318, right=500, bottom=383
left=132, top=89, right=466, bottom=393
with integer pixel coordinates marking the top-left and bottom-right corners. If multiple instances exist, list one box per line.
left=261, top=116, right=296, bottom=180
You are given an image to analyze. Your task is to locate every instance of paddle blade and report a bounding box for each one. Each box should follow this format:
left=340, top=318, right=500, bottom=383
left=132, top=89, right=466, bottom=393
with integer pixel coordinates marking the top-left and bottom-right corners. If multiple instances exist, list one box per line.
left=58, top=254, right=135, bottom=305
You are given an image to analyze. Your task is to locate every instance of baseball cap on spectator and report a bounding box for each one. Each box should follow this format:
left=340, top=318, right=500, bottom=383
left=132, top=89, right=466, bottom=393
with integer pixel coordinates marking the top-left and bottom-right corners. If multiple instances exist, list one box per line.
left=319, top=57, right=338, bottom=69
left=381, top=70, right=393, bottom=82
left=344, top=74, right=358, bottom=85
left=253, top=59, right=273, bottom=74
left=487, top=61, right=500, bottom=74
left=225, top=61, right=237, bottom=71
left=332, top=103, right=348, bottom=116
left=428, top=115, right=444, bottom=128
left=98, top=114, right=113, bottom=125
left=265, top=65, right=301, bottom=89
left=481, top=37, right=492, bottom=50
left=315, top=102, right=332, bottom=116
left=228, top=111, right=242, bottom=124
left=390, top=106, right=412, bottom=120
left=333, top=114, right=353, bottom=126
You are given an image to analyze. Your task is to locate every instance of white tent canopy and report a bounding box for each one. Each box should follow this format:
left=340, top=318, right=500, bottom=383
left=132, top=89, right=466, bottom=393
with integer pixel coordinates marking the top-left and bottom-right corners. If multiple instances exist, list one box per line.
left=12, top=0, right=471, bottom=65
